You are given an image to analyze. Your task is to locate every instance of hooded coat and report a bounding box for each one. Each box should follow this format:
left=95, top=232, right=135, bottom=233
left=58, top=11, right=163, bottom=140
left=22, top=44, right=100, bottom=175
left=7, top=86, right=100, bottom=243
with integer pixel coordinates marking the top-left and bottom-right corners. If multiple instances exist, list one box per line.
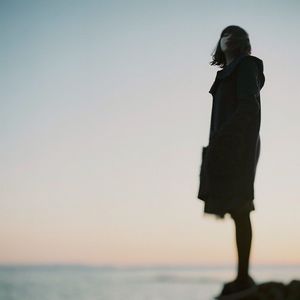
left=197, top=54, right=265, bottom=218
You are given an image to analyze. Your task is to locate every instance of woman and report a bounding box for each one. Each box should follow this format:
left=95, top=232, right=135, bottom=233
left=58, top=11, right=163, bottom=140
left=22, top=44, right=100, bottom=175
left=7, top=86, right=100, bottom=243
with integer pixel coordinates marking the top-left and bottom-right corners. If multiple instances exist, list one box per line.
left=197, top=25, right=265, bottom=299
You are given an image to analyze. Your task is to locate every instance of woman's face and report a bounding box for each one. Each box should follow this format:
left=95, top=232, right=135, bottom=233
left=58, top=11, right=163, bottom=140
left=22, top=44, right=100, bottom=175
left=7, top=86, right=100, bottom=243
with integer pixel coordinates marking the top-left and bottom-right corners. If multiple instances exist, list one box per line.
left=220, top=33, right=234, bottom=53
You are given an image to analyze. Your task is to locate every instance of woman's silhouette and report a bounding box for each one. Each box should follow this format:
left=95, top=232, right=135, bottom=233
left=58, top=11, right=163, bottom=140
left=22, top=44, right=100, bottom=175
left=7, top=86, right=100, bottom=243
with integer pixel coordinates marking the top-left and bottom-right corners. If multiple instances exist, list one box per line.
left=198, top=25, right=265, bottom=299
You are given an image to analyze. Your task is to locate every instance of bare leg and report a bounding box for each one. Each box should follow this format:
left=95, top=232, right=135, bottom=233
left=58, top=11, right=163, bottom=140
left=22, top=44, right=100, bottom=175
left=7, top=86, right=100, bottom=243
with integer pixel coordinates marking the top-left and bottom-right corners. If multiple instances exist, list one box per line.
left=231, top=211, right=252, bottom=281
left=216, top=211, right=256, bottom=297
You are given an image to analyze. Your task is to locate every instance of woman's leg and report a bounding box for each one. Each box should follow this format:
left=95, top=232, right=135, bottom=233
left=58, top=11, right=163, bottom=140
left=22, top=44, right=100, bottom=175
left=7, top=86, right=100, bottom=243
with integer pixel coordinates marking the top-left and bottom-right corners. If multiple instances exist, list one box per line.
left=231, top=211, right=252, bottom=281
left=216, top=211, right=257, bottom=297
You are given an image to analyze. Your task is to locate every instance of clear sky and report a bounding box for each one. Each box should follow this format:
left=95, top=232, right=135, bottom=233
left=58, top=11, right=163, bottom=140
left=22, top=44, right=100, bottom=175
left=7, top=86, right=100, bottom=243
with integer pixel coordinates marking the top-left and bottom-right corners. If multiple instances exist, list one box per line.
left=1, top=0, right=300, bottom=266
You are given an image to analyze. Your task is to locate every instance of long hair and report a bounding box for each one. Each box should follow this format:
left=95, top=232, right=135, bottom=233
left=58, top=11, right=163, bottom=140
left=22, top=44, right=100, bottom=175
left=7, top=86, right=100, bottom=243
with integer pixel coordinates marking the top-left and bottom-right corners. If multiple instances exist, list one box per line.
left=210, top=25, right=252, bottom=68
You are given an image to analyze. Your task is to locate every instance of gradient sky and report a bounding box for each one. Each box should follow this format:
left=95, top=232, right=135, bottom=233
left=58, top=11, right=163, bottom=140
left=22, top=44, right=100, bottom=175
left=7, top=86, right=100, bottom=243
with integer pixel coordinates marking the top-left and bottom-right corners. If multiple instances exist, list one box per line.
left=1, top=0, right=300, bottom=266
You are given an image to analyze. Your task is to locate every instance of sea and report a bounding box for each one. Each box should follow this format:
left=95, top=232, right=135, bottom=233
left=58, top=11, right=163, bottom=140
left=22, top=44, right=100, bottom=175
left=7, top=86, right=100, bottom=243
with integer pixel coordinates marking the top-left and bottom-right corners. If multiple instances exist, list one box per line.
left=0, top=264, right=299, bottom=300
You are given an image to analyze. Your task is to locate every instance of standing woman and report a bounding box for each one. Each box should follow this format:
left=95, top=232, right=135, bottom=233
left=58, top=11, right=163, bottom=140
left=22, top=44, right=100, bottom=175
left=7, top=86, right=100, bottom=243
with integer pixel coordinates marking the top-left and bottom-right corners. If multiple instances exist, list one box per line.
left=198, top=25, right=265, bottom=298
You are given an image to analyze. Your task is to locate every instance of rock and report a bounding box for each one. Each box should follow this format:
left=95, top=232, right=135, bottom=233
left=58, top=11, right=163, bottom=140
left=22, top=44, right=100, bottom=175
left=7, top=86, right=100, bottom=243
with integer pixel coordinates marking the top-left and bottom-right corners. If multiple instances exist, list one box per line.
left=241, top=280, right=300, bottom=300
left=286, top=280, right=300, bottom=300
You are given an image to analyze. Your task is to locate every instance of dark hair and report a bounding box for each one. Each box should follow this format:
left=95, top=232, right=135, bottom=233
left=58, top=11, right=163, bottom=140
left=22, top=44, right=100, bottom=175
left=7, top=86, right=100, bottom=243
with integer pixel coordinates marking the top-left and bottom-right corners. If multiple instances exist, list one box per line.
left=210, top=25, right=251, bottom=68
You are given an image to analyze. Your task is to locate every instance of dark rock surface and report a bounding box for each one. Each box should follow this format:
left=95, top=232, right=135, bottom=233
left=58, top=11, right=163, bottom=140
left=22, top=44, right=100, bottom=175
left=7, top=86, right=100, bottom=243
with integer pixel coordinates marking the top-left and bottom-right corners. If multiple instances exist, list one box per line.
left=241, top=280, right=300, bottom=300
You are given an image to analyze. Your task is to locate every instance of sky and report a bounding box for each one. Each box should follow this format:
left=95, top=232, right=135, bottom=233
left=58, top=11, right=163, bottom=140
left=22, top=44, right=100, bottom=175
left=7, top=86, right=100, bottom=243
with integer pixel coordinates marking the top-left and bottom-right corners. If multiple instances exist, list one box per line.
left=1, top=0, right=300, bottom=267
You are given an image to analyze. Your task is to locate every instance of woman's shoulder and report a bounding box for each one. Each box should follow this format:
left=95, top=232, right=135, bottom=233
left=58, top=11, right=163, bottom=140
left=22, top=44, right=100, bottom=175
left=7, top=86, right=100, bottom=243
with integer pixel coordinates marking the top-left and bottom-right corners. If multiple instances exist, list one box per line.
left=238, top=55, right=264, bottom=73
left=241, top=54, right=263, bottom=63
left=237, top=55, right=265, bottom=89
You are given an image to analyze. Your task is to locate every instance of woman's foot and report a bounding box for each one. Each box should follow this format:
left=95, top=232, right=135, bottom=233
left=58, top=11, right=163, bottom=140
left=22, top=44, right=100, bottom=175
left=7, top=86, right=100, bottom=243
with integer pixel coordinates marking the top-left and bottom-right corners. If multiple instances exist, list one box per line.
left=214, top=275, right=258, bottom=300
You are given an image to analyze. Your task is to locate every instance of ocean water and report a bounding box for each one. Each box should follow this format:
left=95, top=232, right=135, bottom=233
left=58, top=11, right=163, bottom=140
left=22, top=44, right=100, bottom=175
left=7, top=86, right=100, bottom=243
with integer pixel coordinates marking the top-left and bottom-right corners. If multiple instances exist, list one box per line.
left=0, top=265, right=299, bottom=300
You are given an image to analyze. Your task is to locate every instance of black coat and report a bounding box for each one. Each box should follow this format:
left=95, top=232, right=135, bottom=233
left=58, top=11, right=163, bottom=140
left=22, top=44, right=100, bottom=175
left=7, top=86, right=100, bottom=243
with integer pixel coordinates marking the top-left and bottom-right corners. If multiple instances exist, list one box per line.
left=198, top=54, right=265, bottom=218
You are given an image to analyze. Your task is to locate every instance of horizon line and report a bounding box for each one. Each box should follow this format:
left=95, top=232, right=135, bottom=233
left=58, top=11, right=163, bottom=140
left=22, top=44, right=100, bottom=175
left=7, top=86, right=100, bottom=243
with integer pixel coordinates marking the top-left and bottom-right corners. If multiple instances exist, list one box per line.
left=1, top=262, right=300, bottom=269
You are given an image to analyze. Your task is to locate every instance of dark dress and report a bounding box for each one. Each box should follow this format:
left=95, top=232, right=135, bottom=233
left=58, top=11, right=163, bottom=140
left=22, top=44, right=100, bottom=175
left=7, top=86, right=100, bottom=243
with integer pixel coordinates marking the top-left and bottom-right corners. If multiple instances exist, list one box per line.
left=198, top=54, right=265, bottom=219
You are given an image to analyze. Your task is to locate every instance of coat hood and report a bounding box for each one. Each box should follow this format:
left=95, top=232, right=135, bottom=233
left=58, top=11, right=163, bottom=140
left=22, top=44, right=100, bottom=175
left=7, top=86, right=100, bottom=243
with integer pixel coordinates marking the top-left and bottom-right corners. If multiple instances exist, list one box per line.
left=209, top=54, right=265, bottom=95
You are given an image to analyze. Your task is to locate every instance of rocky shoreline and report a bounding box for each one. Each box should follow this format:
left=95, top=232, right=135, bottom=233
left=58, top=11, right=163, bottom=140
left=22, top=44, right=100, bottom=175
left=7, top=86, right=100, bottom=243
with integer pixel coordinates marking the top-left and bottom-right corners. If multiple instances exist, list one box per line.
left=241, top=280, right=300, bottom=300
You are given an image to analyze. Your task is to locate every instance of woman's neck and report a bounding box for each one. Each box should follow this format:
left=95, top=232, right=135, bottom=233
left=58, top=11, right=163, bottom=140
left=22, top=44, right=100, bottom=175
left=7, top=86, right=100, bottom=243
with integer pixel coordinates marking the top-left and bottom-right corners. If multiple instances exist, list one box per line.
left=225, top=53, right=236, bottom=66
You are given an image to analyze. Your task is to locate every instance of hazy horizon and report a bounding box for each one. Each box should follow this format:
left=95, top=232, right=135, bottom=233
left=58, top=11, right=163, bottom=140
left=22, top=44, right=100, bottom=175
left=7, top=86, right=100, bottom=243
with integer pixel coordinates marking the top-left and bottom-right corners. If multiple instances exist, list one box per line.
left=1, top=262, right=300, bottom=268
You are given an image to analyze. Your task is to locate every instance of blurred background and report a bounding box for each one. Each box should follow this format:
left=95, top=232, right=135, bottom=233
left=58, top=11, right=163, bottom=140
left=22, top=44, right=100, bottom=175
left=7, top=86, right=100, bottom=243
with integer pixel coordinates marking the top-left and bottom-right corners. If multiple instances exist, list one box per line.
left=1, top=0, right=299, bottom=269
